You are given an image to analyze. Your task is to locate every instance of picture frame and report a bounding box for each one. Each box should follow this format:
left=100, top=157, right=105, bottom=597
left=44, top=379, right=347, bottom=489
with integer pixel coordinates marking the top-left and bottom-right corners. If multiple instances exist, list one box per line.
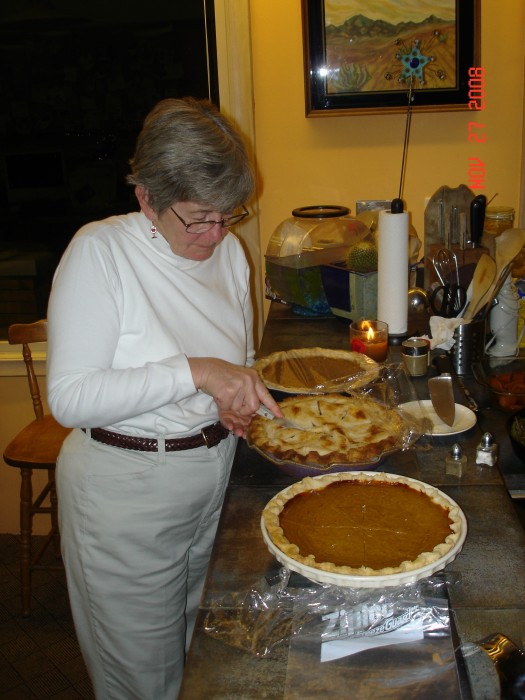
left=301, top=0, right=480, bottom=116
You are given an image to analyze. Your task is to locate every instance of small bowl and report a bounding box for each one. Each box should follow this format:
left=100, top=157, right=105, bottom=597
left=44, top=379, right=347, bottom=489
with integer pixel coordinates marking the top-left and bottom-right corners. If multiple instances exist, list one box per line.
left=507, top=409, right=525, bottom=462
left=472, top=356, right=525, bottom=413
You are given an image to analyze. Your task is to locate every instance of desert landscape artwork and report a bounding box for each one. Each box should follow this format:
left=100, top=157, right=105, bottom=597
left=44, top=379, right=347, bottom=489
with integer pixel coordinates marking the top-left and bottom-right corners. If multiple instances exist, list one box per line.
left=323, top=0, right=457, bottom=95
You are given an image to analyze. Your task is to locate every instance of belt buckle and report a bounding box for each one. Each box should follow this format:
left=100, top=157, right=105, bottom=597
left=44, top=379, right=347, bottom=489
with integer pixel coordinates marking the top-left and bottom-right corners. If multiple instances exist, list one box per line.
left=201, top=424, right=214, bottom=449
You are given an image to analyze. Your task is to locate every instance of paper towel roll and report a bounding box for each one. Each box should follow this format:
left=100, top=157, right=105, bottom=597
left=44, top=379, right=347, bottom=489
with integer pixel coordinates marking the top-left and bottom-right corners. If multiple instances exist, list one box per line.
left=377, top=210, right=409, bottom=335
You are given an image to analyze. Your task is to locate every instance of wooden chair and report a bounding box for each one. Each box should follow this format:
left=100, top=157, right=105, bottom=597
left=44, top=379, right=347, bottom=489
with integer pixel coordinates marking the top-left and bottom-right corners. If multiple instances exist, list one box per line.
left=3, top=320, right=72, bottom=616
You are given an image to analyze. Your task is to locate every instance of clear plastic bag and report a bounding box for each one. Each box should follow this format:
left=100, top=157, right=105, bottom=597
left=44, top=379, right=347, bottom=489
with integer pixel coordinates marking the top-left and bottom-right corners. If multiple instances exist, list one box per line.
left=203, top=568, right=317, bottom=657
left=204, top=569, right=453, bottom=660
left=351, top=361, right=428, bottom=448
left=255, top=349, right=380, bottom=394
left=268, top=360, right=426, bottom=455
left=204, top=571, right=466, bottom=696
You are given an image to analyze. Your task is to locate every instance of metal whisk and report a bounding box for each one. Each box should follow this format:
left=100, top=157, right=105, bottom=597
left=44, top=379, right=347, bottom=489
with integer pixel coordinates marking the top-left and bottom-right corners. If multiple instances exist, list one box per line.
left=432, top=248, right=460, bottom=286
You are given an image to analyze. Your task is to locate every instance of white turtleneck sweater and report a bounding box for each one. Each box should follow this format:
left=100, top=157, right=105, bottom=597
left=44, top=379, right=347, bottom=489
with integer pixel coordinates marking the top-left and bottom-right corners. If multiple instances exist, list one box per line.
left=47, top=211, right=254, bottom=437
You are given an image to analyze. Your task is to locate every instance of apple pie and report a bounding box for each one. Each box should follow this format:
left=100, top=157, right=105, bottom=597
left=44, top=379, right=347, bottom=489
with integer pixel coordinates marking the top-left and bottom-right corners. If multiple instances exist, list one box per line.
left=247, top=393, right=407, bottom=467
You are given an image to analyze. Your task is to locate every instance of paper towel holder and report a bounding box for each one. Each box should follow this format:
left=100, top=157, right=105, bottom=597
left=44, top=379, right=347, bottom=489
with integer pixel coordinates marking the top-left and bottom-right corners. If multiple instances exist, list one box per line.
left=383, top=80, right=412, bottom=344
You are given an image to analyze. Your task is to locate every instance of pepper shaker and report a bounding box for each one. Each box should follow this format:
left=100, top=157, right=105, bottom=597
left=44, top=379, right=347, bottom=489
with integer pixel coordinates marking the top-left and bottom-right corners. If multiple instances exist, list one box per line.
left=446, top=443, right=467, bottom=477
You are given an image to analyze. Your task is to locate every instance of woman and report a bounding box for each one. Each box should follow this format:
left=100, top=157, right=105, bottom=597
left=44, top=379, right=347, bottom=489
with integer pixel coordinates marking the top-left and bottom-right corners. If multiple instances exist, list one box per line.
left=47, top=97, right=281, bottom=699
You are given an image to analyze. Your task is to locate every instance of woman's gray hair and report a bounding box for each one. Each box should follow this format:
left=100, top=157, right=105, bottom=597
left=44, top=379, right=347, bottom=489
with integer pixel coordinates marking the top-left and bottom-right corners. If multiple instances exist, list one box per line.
left=127, top=97, right=255, bottom=215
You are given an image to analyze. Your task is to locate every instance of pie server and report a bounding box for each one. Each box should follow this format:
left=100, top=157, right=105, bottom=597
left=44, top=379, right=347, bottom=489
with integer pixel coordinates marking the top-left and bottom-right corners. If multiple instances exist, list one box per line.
left=433, top=353, right=479, bottom=412
left=256, top=404, right=304, bottom=430
left=428, top=375, right=456, bottom=427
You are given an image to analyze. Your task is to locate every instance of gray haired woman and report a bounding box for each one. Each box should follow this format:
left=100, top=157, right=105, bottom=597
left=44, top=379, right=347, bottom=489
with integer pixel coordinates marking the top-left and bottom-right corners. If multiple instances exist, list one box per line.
left=47, top=97, right=280, bottom=699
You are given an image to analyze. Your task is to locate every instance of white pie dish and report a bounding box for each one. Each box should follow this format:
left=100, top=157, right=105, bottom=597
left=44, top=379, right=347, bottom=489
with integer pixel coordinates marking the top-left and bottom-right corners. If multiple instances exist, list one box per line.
left=261, top=471, right=468, bottom=588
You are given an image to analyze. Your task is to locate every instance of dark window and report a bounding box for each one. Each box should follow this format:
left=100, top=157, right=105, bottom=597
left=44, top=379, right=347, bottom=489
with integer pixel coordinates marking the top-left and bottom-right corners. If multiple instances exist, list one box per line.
left=0, top=0, right=218, bottom=337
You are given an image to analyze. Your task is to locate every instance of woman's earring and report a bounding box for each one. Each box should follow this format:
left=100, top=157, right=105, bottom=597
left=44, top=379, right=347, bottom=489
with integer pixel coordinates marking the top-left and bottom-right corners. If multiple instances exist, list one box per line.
left=150, top=223, right=158, bottom=239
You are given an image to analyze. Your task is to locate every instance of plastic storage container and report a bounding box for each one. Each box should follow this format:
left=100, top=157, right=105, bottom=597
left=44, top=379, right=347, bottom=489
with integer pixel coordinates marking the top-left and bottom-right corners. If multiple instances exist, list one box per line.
left=265, top=205, right=368, bottom=315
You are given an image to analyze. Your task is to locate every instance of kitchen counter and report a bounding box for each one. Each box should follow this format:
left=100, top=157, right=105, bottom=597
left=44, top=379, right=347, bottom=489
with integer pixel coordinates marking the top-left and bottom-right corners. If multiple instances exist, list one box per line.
left=180, top=303, right=525, bottom=699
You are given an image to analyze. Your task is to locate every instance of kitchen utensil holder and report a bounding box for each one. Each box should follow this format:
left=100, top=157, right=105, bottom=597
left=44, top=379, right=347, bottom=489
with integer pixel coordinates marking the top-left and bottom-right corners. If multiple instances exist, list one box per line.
left=450, top=319, right=486, bottom=375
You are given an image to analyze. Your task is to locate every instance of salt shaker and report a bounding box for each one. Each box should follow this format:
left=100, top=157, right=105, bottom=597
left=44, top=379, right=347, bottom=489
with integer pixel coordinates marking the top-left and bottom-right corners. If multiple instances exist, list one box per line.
left=475, top=432, right=498, bottom=467
left=446, top=443, right=467, bottom=477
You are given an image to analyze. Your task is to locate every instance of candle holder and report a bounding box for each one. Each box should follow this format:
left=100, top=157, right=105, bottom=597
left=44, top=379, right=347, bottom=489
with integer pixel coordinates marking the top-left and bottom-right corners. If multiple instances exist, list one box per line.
left=349, top=320, right=389, bottom=362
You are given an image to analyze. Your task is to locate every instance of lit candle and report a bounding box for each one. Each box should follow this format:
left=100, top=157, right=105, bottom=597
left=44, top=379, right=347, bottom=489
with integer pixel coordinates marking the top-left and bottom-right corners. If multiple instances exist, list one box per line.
left=349, top=320, right=389, bottom=362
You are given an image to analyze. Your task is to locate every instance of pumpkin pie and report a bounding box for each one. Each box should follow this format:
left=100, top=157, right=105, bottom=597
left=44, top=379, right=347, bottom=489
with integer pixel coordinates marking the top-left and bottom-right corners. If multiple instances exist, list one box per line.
left=254, top=347, right=379, bottom=394
left=262, top=471, right=464, bottom=577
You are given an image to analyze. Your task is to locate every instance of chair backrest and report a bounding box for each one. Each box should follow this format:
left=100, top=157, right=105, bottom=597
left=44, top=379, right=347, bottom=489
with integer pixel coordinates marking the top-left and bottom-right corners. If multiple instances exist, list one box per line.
left=8, top=320, right=48, bottom=422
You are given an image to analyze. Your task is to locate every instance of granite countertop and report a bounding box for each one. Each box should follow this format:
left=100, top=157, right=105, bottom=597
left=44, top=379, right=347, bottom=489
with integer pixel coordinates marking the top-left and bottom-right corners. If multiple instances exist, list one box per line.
left=180, top=303, right=525, bottom=699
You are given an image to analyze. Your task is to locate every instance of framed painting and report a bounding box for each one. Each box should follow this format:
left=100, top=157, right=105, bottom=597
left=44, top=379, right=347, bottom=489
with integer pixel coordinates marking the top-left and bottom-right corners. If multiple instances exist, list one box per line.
left=301, top=0, right=480, bottom=116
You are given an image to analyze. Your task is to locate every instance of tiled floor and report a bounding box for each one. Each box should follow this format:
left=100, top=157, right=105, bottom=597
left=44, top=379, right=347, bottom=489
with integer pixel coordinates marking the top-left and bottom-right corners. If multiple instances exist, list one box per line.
left=0, top=534, right=94, bottom=699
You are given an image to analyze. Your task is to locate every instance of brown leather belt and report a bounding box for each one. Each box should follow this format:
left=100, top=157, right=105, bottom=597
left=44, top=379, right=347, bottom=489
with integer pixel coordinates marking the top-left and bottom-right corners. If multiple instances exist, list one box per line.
left=82, top=422, right=230, bottom=452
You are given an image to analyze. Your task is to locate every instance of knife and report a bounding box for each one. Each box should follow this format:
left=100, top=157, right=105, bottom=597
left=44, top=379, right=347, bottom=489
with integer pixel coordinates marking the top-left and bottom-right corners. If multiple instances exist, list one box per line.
left=428, top=374, right=456, bottom=427
left=469, top=194, right=487, bottom=247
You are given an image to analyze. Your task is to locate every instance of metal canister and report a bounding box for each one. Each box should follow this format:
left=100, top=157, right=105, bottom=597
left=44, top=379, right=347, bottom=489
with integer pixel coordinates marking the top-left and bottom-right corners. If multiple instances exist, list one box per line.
left=401, top=339, right=429, bottom=377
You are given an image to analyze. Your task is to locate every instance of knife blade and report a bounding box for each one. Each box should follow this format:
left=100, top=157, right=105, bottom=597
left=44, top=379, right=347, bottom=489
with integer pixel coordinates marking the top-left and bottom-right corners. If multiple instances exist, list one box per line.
left=428, top=374, right=456, bottom=426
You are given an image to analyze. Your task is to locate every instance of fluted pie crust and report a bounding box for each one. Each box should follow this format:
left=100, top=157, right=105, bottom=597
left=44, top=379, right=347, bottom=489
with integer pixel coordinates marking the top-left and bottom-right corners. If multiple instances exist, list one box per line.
left=247, top=393, right=407, bottom=466
left=254, top=347, right=379, bottom=394
left=262, top=472, right=462, bottom=577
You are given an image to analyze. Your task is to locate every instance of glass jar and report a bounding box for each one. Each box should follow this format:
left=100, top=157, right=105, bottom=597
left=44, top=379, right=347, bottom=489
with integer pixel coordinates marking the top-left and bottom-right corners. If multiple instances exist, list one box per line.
left=481, top=206, right=515, bottom=257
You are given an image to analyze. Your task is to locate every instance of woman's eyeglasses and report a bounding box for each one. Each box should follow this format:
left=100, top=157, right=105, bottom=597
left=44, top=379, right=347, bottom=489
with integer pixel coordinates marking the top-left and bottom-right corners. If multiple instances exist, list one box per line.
left=171, top=205, right=249, bottom=234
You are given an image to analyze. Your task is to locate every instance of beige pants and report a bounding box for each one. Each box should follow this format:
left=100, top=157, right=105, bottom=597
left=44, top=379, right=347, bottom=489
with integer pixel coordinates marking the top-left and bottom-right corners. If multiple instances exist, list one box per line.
left=56, top=428, right=236, bottom=700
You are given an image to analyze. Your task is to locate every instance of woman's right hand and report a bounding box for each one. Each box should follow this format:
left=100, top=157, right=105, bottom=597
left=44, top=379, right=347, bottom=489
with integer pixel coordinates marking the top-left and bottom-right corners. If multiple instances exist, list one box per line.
left=217, top=408, right=253, bottom=438
left=188, top=357, right=282, bottom=423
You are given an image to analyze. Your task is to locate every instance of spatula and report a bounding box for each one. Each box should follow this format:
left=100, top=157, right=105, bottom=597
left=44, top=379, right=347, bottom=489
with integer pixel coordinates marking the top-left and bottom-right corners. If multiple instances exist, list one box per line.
left=482, top=228, right=525, bottom=315
left=463, top=253, right=496, bottom=322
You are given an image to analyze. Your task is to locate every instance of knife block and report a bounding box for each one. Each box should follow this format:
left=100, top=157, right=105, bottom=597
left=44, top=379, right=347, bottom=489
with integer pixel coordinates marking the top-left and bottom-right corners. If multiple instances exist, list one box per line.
left=424, top=184, right=490, bottom=291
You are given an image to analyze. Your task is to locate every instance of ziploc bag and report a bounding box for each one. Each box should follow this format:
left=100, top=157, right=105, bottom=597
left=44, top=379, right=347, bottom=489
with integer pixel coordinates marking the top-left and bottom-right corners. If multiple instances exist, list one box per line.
left=284, top=575, right=464, bottom=699
left=204, top=569, right=466, bottom=697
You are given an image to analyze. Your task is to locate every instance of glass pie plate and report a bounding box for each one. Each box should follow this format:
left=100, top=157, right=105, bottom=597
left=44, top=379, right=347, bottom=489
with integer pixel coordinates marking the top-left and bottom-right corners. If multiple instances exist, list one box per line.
left=261, top=472, right=468, bottom=588
left=247, top=438, right=399, bottom=477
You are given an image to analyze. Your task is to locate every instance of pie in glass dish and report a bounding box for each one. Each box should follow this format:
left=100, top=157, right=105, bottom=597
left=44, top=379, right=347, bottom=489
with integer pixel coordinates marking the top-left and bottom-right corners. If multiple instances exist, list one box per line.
left=261, top=471, right=466, bottom=586
left=253, top=347, right=379, bottom=394
left=247, top=393, right=408, bottom=468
